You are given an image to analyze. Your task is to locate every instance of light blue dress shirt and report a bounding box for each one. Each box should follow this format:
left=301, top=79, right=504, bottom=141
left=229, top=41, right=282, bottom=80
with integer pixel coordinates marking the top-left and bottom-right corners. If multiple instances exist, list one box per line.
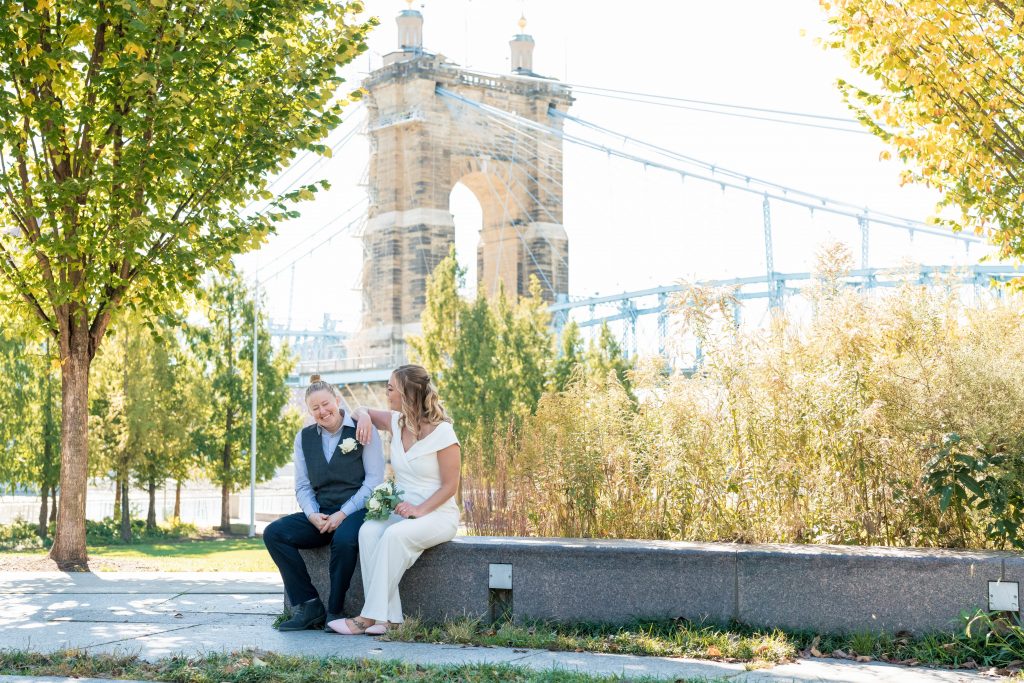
left=292, top=411, right=384, bottom=518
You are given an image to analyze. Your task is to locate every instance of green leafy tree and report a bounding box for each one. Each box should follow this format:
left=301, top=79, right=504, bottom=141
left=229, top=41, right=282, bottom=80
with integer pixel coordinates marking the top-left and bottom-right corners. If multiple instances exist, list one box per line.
left=444, top=293, right=500, bottom=447
left=586, top=322, right=635, bottom=401
left=90, top=314, right=162, bottom=542
left=137, top=321, right=206, bottom=531
left=500, top=278, right=552, bottom=414
left=411, top=245, right=463, bottom=374
left=551, top=322, right=584, bottom=392
left=0, top=319, right=57, bottom=524
left=120, top=311, right=209, bottom=523
left=190, top=269, right=298, bottom=532
left=0, top=0, right=373, bottom=564
left=410, top=252, right=554, bottom=464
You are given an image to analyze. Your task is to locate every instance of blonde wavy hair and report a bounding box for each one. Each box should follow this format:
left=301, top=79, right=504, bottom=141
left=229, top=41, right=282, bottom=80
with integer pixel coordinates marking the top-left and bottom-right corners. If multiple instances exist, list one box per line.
left=392, top=364, right=451, bottom=437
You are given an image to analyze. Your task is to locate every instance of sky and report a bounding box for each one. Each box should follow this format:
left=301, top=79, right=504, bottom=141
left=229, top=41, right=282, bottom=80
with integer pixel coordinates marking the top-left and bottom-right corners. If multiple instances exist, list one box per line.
left=234, top=1, right=1003, bottom=351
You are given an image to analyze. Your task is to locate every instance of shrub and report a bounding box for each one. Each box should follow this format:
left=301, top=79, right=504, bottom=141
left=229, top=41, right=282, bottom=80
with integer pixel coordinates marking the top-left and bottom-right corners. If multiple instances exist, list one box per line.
left=84, top=517, right=199, bottom=545
left=0, top=518, right=48, bottom=551
left=463, top=249, right=1024, bottom=549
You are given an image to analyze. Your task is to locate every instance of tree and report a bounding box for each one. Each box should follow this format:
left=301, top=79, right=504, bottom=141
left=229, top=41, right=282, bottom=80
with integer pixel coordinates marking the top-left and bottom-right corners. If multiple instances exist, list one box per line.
left=0, top=315, right=60, bottom=534
left=410, top=251, right=554, bottom=462
left=135, top=321, right=205, bottom=532
left=90, top=315, right=153, bottom=542
left=411, top=245, right=463, bottom=374
left=821, top=1, right=1024, bottom=255
left=90, top=310, right=204, bottom=539
left=586, top=323, right=635, bottom=401
left=499, top=277, right=552, bottom=415
left=0, top=0, right=373, bottom=564
left=551, top=321, right=584, bottom=392
left=190, top=268, right=298, bottom=532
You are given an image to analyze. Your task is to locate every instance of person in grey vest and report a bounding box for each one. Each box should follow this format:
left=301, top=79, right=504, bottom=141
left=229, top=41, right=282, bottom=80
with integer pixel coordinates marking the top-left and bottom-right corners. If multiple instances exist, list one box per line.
left=264, top=375, right=384, bottom=631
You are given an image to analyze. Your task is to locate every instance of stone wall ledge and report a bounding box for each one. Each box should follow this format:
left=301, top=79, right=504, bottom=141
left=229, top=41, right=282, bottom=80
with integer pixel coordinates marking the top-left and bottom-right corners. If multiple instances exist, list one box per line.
left=289, top=536, right=1022, bottom=634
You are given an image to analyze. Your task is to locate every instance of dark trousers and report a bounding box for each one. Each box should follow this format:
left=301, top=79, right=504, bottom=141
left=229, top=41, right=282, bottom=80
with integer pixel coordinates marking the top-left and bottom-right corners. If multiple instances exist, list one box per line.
left=263, top=508, right=366, bottom=615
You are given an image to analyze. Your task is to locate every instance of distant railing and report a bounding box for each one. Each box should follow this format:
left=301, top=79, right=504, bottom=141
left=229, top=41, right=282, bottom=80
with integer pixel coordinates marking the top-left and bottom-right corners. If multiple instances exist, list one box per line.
left=294, top=347, right=403, bottom=376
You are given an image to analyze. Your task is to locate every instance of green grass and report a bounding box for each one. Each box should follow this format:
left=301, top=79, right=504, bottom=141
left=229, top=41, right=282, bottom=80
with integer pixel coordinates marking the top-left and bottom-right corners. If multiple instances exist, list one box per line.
left=0, top=649, right=724, bottom=682
left=389, top=617, right=796, bottom=664
left=3, top=537, right=276, bottom=571
left=385, top=612, right=1024, bottom=673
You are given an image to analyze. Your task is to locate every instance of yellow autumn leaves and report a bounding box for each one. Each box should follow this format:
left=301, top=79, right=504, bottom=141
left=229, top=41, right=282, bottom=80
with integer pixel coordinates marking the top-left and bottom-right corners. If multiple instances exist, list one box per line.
left=822, top=0, right=1024, bottom=253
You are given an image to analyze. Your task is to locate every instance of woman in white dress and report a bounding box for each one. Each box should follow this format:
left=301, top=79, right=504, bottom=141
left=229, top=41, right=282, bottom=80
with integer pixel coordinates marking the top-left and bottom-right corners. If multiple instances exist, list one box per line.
left=327, top=364, right=461, bottom=635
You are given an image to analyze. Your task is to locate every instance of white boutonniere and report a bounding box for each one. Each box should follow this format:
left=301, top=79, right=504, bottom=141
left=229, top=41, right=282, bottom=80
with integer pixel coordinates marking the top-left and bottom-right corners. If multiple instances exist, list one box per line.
left=340, top=437, right=358, bottom=454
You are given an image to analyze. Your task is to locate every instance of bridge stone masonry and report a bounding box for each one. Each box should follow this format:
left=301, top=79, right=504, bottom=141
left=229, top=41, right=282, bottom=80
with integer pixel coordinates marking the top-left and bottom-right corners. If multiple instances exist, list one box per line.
left=354, top=7, right=571, bottom=362
left=290, top=538, right=1022, bottom=635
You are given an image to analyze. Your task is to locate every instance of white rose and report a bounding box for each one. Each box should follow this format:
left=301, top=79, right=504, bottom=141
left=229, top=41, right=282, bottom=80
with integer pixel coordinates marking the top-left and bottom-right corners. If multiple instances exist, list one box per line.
left=367, top=498, right=381, bottom=510
left=340, top=438, right=358, bottom=453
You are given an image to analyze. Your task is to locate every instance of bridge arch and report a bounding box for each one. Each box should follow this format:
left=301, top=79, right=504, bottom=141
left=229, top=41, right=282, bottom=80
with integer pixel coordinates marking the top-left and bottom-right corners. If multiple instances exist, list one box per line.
left=357, top=44, right=572, bottom=356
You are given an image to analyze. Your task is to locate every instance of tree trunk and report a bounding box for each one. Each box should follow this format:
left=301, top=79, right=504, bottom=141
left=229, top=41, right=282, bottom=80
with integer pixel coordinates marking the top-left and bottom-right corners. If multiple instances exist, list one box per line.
left=220, top=477, right=231, bottom=533
left=39, top=339, right=57, bottom=540
left=120, top=478, right=131, bottom=543
left=113, top=475, right=122, bottom=522
left=173, top=480, right=181, bottom=520
left=37, top=483, right=49, bottom=539
left=146, top=477, right=157, bottom=531
left=50, top=488, right=57, bottom=523
left=220, top=410, right=233, bottom=533
left=49, top=332, right=91, bottom=567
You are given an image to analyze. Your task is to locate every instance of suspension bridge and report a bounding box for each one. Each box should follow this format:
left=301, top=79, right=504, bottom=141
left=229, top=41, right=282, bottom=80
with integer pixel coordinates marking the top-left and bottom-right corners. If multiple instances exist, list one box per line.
left=246, top=5, right=1022, bottom=403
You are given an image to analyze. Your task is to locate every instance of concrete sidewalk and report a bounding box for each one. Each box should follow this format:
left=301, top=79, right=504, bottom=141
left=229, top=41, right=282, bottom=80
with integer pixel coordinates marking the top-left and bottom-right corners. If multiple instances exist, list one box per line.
left=0, top=571, right=993, bottom=682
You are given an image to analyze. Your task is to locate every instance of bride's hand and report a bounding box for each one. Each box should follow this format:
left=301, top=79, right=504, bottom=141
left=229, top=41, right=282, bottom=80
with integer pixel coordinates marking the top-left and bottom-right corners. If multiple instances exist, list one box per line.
left=395, top=502, right=420, bottom=518
left=355, top=412, right=373, bottom=444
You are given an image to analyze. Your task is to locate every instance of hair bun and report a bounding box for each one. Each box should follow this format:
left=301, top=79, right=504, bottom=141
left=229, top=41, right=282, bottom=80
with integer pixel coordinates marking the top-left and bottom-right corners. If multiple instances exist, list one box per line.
left=309, top=374, right=322, bottom=383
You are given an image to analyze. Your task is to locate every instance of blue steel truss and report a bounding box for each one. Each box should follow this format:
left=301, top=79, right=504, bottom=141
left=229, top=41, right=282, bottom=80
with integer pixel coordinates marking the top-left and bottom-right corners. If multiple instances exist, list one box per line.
left=557, top=265, right=1024, bottom=356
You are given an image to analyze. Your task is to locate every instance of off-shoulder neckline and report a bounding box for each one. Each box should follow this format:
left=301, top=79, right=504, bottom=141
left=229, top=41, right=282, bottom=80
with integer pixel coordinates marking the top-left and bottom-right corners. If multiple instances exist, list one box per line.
left=391, top=413, right=455, bottom=458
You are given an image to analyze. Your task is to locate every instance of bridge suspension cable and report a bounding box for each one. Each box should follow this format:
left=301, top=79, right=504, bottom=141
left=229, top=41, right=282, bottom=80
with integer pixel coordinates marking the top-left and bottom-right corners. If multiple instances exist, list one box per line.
left=455, top=68, right=867, bottom=132
left=243, top=102, right=366, bottom=217
left=441, top=93, right=570, bottom=300
left=436, top=86, right=983, bottom=246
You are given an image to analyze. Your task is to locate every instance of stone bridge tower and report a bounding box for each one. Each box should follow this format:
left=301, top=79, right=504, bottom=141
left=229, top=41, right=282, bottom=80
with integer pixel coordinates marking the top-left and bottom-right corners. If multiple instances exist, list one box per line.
left=358, top=8, right=572, bottom=358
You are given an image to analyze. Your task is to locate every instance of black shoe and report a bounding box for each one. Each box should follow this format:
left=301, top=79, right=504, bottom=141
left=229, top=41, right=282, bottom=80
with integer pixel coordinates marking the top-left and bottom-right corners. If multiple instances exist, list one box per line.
left=278, top=597, right=325, bottom=631
left=323, top=612, right=343, bottom=632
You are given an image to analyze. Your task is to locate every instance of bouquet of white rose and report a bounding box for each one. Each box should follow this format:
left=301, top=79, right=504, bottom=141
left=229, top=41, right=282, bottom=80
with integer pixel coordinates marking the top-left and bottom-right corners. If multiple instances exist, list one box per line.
left=365, top=479, right=403, bottom=521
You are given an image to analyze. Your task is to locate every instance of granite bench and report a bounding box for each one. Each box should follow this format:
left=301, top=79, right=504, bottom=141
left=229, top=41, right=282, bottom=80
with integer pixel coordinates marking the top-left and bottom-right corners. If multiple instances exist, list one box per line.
left=288, top=536, right=1023, bottom=634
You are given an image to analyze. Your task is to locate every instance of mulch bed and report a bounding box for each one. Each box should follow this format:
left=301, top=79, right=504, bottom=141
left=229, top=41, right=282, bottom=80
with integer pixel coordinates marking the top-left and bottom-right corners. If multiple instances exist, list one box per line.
left=0, top=554, right=162, bottom=572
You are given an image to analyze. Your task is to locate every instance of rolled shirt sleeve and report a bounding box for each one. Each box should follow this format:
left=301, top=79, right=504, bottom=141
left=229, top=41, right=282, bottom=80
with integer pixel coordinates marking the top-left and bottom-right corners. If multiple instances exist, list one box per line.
left=293, top=430, right=320, bottom=518
left=340, top=426, right=385, bottom=516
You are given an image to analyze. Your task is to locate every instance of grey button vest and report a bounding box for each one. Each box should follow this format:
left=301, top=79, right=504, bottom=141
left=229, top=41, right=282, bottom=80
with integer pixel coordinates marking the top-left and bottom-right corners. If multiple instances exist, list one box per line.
left=300, top=424, right=365, bottom=513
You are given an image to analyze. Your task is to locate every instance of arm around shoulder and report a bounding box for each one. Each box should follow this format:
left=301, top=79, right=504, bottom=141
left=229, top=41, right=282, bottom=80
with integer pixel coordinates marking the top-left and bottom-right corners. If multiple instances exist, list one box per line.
left=353, top=406, right=394, bottom=433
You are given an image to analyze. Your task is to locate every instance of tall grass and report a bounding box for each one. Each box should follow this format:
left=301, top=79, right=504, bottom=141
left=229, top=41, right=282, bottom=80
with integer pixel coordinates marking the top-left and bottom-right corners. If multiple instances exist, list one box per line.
left=463, top=249, right=1024, bottom=549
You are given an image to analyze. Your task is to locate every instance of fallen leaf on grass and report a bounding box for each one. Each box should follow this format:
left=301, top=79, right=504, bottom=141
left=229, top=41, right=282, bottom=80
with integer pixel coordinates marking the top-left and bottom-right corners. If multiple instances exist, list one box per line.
left=706, top=646, right=723, bottom=658
left=831, top=649, right=851, bottom=659
left=809, top=636, right=823, bottom=658
left=855, top=655, right=872, bottom=662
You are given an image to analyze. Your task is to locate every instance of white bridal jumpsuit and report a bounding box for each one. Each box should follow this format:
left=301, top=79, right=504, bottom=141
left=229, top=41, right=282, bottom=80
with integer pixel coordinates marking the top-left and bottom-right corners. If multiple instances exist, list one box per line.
left=358, top=412, right=460, bottom=623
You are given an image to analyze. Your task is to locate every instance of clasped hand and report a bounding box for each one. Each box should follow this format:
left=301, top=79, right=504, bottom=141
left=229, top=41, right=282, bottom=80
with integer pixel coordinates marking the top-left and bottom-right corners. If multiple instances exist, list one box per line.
left=394, top=502, right=421, bottom=519
left=308, top=510, right=346, bottom=533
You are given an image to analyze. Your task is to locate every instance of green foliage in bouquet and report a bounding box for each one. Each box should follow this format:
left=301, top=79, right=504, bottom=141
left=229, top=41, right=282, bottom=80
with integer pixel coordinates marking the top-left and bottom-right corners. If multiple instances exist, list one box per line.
left=366, top=480, right=404, bottom=521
